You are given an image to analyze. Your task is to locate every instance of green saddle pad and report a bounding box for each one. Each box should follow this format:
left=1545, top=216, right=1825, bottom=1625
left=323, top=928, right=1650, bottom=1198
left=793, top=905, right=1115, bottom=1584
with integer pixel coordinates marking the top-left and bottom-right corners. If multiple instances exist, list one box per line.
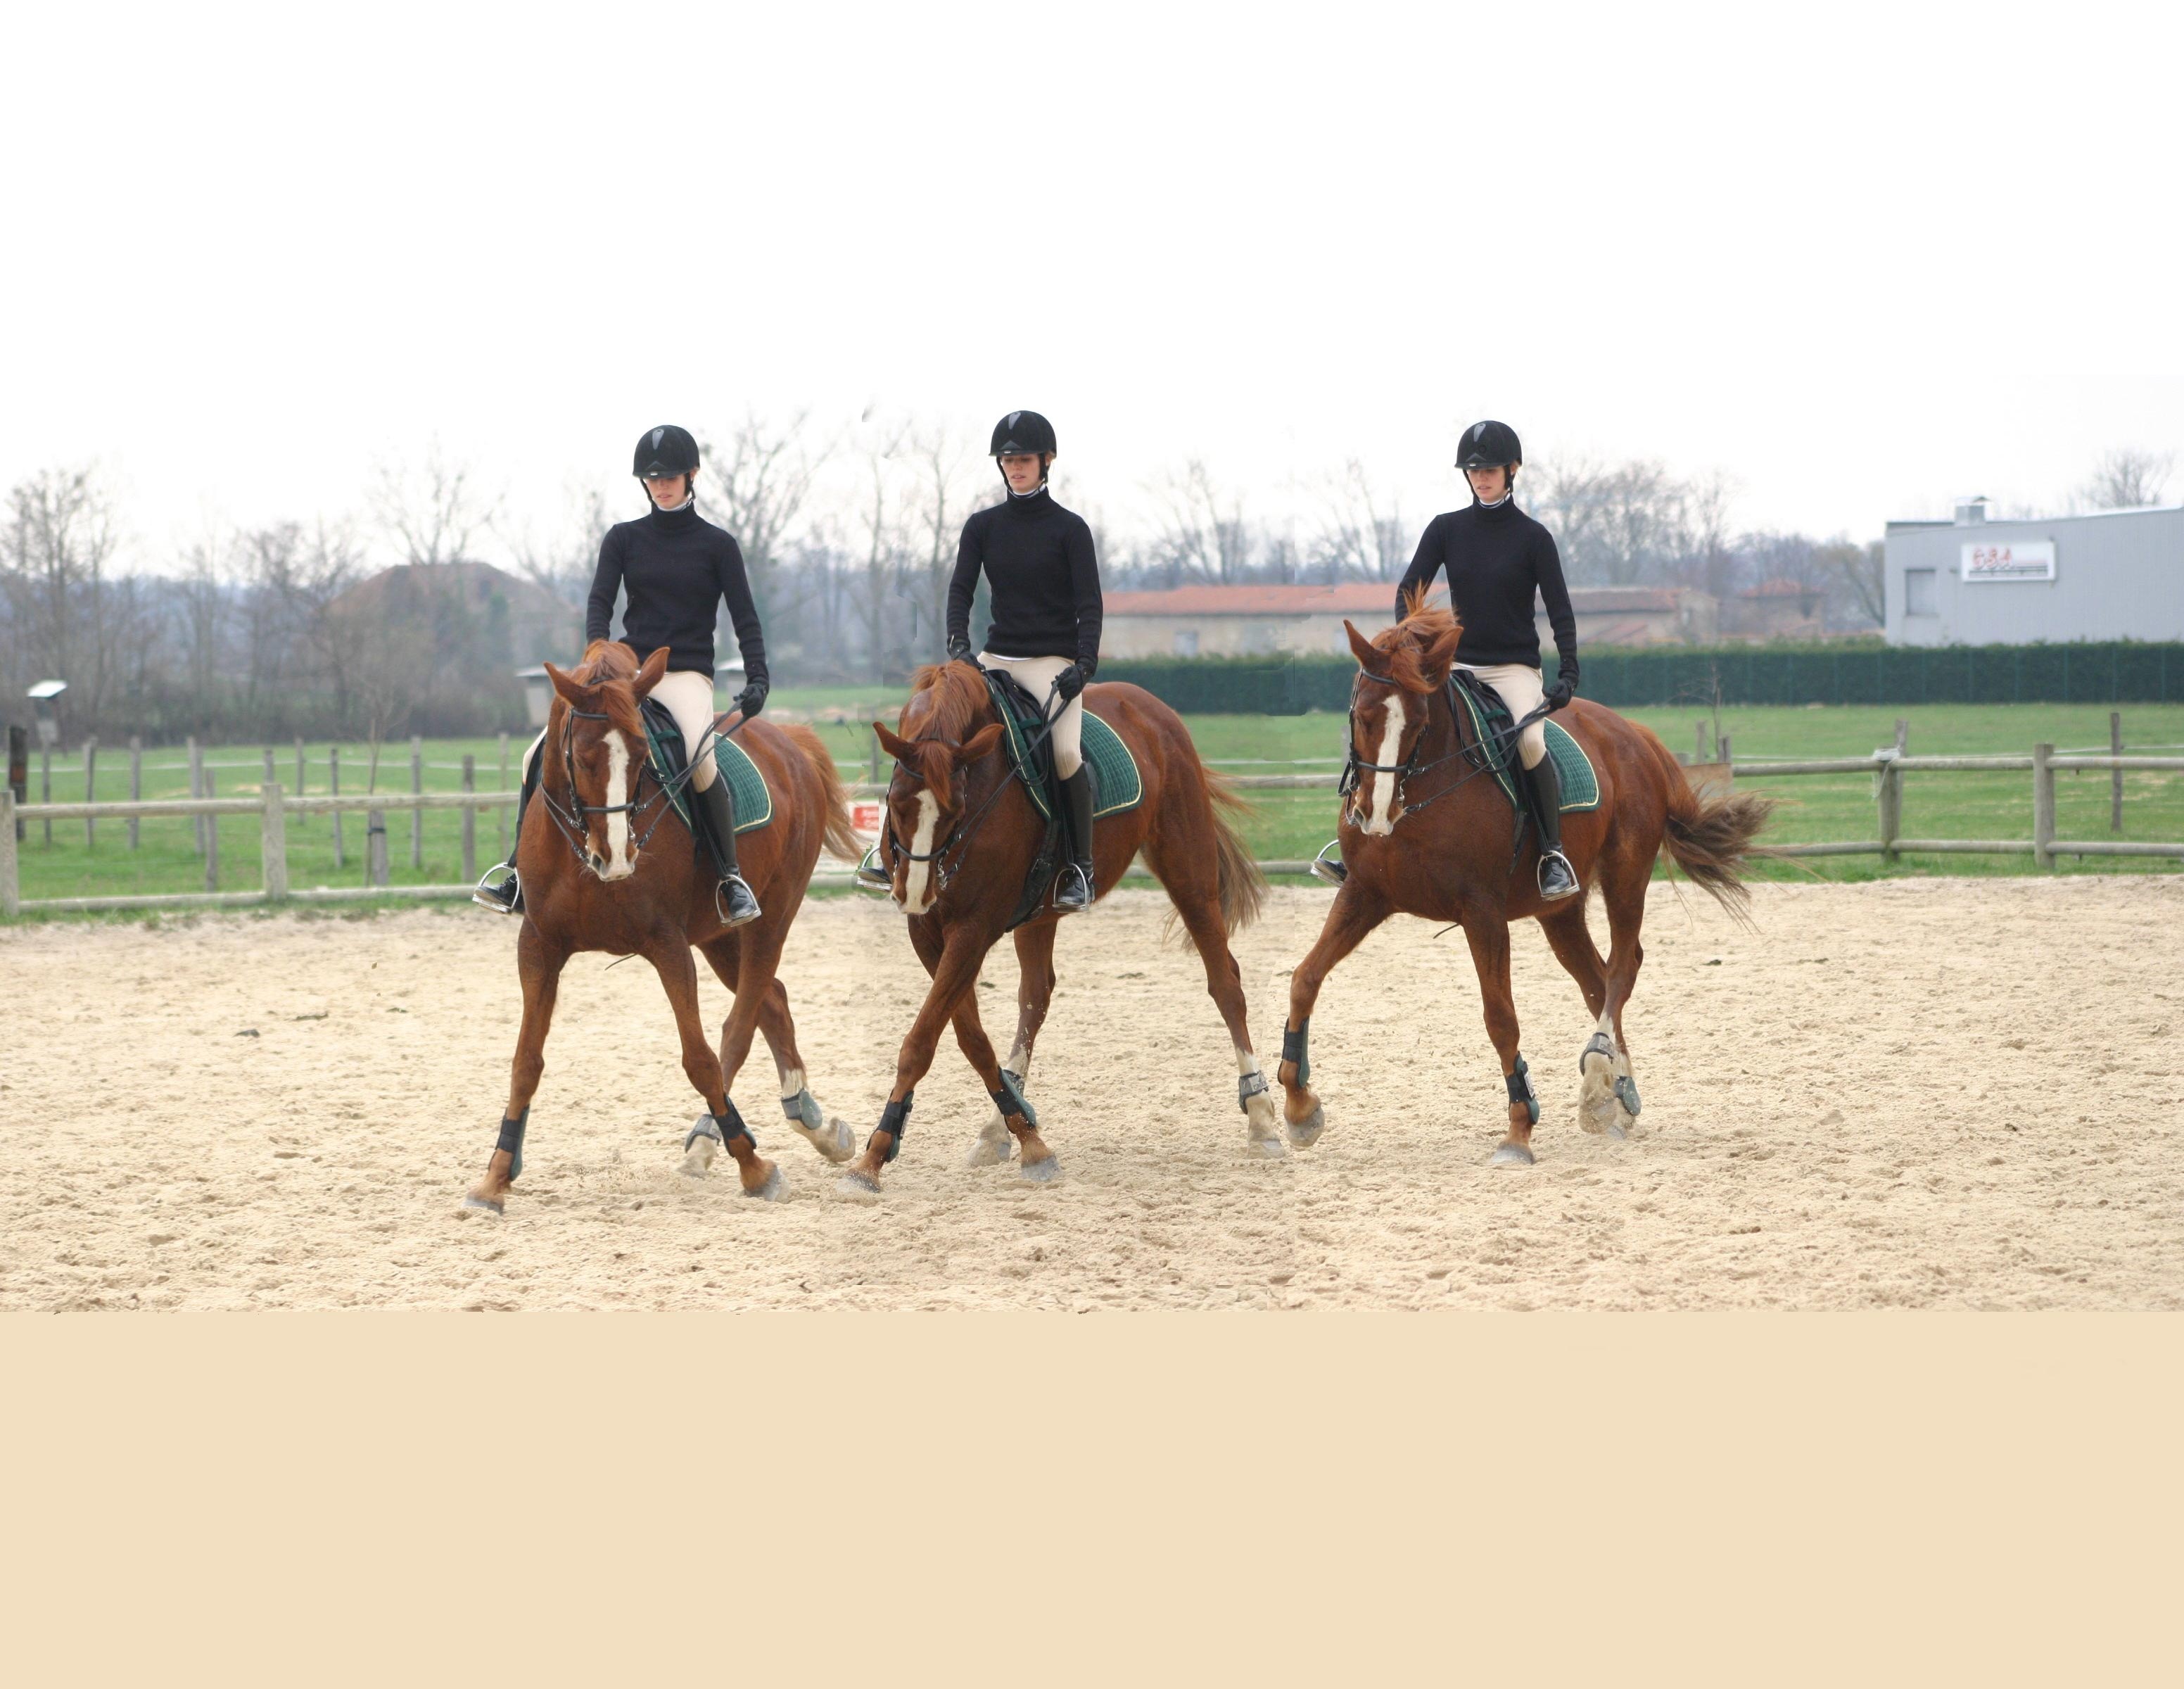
left=1449, top=679, right=1600, bottom=814
left=640, top=702, right=773, bottom=835
left=984, top=677, right=1144, bottom=821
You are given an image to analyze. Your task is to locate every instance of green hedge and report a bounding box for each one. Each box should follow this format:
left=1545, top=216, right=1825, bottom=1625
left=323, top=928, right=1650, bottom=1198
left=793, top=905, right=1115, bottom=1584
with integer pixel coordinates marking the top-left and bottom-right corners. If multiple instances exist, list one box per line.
left=1098, top=641, right=2184, bottom=714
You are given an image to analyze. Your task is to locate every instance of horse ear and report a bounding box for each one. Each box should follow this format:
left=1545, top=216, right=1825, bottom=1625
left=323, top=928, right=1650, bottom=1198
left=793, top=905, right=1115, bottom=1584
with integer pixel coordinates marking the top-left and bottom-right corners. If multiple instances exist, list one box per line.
left=633, top=647, right=670, bottom=697
left=957, top=723, right=1005, bottom=764
left=1421, top=623, right=1463, bottom=684
left=545, top=662, right=588, bottom=707
left=872, top=722, right=915, bottom=764
left=1345, top=621, right=1388, bottom=675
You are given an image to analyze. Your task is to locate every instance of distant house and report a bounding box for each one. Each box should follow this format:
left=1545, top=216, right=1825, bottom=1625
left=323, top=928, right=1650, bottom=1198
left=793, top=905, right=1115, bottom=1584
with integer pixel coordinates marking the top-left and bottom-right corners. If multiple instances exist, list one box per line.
left=1100, top=581, right=1715, bottom=661
left=329, top=562, right=584, bottom=668
left=1720, top=578, right=1824, bottom=641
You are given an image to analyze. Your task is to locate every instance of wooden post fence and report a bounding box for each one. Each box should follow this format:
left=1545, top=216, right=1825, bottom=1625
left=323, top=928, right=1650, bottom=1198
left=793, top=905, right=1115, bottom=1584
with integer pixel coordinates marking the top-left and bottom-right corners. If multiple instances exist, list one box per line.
left=294, top=738, right=307, bottom=829
left=367, top=809, right=389, bottom=888
left=41, top=746, right=52, bottom=848
left=0, top=791, right=15, bottom=916
left=461, top=754, right=476, bottom=883
left=129, top=737, right=141, bottom=850
left=82, top=738, right=98, bottom=849
left=2111, top=711, right=2123, bottom=832
left=2032, top=742, right=2056, bottom=870
left=204, top=770, right=220, bottom=890
left=189, top=738, right=206, bottom=856
left=262, top=782, right=287, bottom=902
left=410, top=735, right=424, bottom=870
left=330, top=747, right=345, bottom=868
left=262, top=747, right=275, bottom=805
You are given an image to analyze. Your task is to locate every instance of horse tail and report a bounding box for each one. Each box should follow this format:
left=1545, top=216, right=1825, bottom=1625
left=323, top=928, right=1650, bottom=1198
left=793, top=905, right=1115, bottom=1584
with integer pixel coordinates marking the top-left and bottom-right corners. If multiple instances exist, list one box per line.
left=1205, top=768, right=1266, bottom=937
left=1640, top=725, right=1775, bottom=923
left=783, top=723, right=863, bottom=863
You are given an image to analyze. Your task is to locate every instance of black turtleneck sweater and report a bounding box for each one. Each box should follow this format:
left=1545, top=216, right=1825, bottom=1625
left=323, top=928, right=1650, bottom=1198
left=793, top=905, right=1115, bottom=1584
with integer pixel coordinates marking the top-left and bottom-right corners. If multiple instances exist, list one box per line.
left=1393, top=499, right=1580, bottom=681
left=585, top=502, right=767, bottom=683
left=946, top=488, right=1103, bottom=671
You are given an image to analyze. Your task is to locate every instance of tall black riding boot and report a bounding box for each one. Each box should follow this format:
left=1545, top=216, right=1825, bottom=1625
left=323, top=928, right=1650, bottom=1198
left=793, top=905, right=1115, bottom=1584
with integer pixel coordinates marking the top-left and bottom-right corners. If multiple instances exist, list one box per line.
left=1525, top=754, right=1580, bottom=900
left=1054, top=766, right=1096, bottom=913
left=696, top=775, right=761, bottom=928
left=474, top=749, right=541, bottom=913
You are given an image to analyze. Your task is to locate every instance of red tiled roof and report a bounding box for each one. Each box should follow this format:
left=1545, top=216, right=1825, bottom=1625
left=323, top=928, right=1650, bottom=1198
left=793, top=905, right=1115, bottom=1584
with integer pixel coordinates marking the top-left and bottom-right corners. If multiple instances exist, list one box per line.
left=1103, top=583, right=1443, bottom=616
left=1564, top=587, right=1680, bottom=613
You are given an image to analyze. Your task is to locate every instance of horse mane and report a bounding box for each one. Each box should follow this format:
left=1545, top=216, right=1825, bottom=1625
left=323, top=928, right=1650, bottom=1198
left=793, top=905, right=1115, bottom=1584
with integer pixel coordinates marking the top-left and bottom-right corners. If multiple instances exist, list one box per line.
left=567, top=639, right=648, bottom=738
left=1369, top=593, right=1464, bottom=694
left=901, top=662, right=991, bottom=740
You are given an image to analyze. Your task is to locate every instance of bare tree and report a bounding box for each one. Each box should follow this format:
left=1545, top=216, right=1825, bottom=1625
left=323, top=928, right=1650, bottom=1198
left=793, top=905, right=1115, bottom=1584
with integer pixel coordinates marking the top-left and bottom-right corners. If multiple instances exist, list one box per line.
left=2077, top=448, right=2175, bottom=511
left=371, top=441, right=500, bottom=564
left=3, top=467, right=124, bottom=720
left=906, top=426, right=977, bottom=657
left=1150, top=460, right=1254, bottom=585
left=507, top=483, right=613, bottom=606
left=1313, top=459, right=1411, bottom=583
left=705, top=412, right=817, bottom=627
left=1833, top=538, right=1886, bottom=628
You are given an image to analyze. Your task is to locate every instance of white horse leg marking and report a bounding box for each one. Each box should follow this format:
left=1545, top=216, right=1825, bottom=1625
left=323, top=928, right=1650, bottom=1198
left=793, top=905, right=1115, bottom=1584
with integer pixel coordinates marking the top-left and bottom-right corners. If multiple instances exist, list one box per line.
left=600, top=729, right=635, bottom=878
left=1577, top=1007, right=1627, bottom=1137
left=968, top=1040, right=1032, bottom=1166
left=901, top=790, right=941, bottom=915
left=1236, top=1046, right=1285, bottom=1156
left=779, top=1065, right=805, bottom=1100
left=1361, top=692, right=1407, bottom=836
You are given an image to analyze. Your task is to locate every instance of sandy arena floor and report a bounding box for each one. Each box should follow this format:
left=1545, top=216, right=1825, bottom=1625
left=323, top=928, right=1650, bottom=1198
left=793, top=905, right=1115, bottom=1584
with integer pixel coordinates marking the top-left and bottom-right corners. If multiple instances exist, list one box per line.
left=4, top=878, right=2181, bottom=1310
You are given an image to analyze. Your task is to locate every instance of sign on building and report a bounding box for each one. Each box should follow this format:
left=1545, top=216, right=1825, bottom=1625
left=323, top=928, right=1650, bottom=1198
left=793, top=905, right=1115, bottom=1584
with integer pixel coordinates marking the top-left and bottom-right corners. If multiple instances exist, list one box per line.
left=1961, top=540, right=2055, bottom=583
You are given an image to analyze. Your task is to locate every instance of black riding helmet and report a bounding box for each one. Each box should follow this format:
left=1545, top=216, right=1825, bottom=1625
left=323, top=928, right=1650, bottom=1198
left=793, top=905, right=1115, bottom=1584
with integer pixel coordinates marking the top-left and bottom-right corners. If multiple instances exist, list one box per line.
left=991, top=410, right=1058, bottom=457
left=633, top=424, right=701, bottom=480
left=1456, top=419, right=1522, bottom=470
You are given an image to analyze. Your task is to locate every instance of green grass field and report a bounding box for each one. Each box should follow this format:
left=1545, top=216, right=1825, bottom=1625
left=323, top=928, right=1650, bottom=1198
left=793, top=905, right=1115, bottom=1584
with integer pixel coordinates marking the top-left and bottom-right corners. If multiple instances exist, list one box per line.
left=9, top=695, right=2181, bottom=911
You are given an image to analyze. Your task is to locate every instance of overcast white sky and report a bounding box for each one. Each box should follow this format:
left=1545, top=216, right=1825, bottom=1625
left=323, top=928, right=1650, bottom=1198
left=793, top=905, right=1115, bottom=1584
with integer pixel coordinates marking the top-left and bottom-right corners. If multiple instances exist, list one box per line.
left=4, top=2, right=2179, bottom=571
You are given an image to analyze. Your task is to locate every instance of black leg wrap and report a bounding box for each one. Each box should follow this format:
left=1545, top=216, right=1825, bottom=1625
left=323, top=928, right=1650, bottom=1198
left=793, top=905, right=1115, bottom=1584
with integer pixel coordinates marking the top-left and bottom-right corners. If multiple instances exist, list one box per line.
left=716, top=1098, right=750, bottom=1143
left=1504, top=1054, right=1540, bottom=1126
left=1281, top=1020, right=1311, bottom=1086
left=871, top=1093, right=913, bottom=1163
left=989, top=1069, right=1037, bottom=1127
left=1238, top=1069, right=1269, bottom=1113
left=495, top=1108, right=529, bottom=1182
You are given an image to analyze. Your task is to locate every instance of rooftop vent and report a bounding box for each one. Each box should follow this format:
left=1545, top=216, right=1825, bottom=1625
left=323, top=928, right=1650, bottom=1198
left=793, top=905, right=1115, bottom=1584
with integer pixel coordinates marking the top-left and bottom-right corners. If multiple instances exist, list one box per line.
left=1953, top=496, right=1988, bottom=526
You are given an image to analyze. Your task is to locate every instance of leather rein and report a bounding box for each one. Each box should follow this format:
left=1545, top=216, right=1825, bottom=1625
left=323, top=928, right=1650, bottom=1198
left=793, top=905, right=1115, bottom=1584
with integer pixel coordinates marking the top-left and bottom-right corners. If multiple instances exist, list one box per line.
left=540, top=702, right=740, bottom=871
left=1339, top=669, right=1551, bottom=827
left=884, top=680, right=1062, bottom=896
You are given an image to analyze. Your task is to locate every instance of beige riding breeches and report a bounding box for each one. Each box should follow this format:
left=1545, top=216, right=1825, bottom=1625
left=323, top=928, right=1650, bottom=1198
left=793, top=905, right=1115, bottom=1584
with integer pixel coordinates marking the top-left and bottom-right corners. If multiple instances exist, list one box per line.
left=649, top=669, right=723, bottom=791
left=978, top=652, right=1084, bottom=777
left=519, top=669, right=722, bottom=791
left=1457, top=662, right=1549, bottom=769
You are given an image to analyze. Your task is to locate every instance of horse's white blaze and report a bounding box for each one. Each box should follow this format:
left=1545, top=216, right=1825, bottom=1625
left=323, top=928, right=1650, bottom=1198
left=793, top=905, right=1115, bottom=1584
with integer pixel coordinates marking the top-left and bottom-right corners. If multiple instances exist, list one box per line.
left=902, top=790, right=941, bottom=914
left=1361, top=692, right=1408, bottom=835
left=599, top=729, right=635, bottom=878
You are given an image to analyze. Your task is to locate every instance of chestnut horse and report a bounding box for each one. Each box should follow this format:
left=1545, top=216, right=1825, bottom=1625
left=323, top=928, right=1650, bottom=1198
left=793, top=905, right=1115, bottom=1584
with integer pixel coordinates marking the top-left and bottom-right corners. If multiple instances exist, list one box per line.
left=465, top=640, right=865, bottom=1213
left=837, top=662, right=1287, bottom=1194
left=1277, top=601, right=1772, bottom=1166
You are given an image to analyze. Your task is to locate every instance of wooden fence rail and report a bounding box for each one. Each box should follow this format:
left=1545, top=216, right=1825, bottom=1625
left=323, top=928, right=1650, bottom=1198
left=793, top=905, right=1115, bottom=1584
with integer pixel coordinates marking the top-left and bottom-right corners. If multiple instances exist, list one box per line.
left=4, top=745, right=2180, bottom=918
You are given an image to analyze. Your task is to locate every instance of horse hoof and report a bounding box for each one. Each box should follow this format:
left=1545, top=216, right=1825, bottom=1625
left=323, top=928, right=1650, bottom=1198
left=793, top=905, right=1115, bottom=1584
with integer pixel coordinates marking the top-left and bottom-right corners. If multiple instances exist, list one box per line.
left=1245, top=1133, right=1289, bottom=1160
left=1018, top=1154, right=1064, bottom=1186
left=1285, top=1103, right=1326, bottom=1149
left=964, top=1130, right=1015, bottom=1168
left=742, top=1164, right=787, bottom=1202
left=680, top=1139, right=718, bottom=1178
left=834, top=1169, right=882, bottom=1201
left=1489, top=1142, right=1536, bottom=1168
left=462, top=1194, right=505, bottom=1216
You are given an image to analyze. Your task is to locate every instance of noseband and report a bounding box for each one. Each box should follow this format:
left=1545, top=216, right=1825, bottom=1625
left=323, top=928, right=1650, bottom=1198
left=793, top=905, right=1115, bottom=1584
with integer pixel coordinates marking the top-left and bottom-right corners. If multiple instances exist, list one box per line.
left=1340, top=669, right=1545, bottom=826
left=882, top=683, right=1060, bottom=897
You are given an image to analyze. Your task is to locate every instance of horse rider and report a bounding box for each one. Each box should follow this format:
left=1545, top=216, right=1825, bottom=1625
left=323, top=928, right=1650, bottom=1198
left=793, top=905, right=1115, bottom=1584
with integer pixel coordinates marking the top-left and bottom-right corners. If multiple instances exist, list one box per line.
left=941, top=409, right=1105, bottom=912
left=1391, top=419, right=1582, bottom=900
left=474, top=424, right=770, bottom=926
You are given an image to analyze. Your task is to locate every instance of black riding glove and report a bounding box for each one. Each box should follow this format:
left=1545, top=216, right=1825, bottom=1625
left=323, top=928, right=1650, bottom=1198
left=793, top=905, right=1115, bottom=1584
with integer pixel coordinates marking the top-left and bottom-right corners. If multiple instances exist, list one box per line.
left=1544, top=680, right=1573, bottom=712
left=1054, top=664, right=1087, bottom=702
left=734, top=681, right=768, bottom=720
left=947, top=635, right=975, bottom=666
